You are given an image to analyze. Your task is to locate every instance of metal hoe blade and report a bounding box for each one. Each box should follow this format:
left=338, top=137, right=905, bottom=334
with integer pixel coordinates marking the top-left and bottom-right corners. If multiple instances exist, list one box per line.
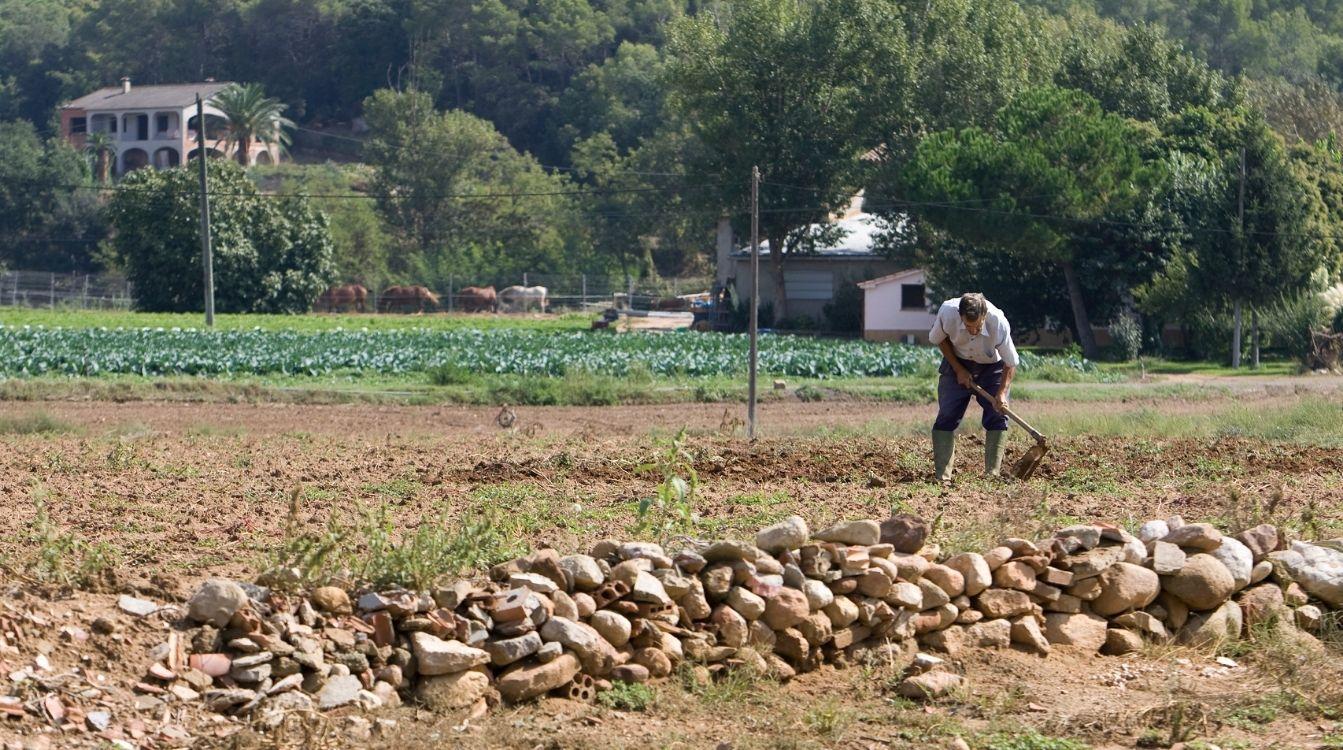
left=1011, top=440, right=1048, bottom=480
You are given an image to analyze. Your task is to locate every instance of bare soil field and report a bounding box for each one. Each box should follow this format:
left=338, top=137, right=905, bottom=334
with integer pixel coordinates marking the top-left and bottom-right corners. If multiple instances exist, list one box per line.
left=2, top=387, right=1342, bottom=749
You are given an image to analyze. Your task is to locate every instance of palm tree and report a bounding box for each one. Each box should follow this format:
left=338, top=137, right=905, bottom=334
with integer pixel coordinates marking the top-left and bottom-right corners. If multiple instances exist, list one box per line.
left=85, top=132, right=114, bottom=183
left=210, top=83, right=294, bottom=166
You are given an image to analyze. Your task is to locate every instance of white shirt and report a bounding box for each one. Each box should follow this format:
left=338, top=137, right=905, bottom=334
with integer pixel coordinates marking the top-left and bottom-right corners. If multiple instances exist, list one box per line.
left=928, top=298, right=1020, bottom=367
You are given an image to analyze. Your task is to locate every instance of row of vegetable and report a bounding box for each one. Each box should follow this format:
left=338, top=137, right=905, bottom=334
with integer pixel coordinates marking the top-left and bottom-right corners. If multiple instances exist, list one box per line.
left=0, top=324, right=1101, bottom=379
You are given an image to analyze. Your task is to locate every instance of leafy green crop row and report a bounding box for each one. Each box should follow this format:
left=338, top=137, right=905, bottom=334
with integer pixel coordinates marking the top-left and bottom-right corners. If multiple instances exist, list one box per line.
left=0, top=325, right=1102, bottom=380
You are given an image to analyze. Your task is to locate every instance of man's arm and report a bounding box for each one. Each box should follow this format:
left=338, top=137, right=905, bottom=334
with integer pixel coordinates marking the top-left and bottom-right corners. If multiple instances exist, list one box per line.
left=938, top=338, right=973, bottom=388
left=996, top=365, right=1015, bottom=409
left=994, top=317, right=1020, bottom=409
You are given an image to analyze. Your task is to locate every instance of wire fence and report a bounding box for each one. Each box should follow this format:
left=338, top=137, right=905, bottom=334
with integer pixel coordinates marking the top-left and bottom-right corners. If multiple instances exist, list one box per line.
left=0, top=269, right=718, bottom=314
left=0, top=270, right=135, bottom=310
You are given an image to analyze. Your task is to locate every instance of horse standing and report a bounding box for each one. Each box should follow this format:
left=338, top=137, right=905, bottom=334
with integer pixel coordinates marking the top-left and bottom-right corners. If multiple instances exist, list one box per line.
left=316, top=284, right=368, bottom=313
left=379, top=285, right=441, bottom=313
left=498, top=285, right=549, bottom=313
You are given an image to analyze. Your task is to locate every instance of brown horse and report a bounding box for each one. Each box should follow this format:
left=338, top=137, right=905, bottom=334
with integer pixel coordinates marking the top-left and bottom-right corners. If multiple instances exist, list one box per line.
left=378, top=285, right=441, bottom=313
left=316, top=284, right=368, bottom=313
left=456, top=285, right=498, bottom=313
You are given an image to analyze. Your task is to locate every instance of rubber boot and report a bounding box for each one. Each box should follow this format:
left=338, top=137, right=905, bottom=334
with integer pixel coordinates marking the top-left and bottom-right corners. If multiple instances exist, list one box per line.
left=985, top=429, right=1009, bottom=477
left=932, top=429, right=956, bottom=483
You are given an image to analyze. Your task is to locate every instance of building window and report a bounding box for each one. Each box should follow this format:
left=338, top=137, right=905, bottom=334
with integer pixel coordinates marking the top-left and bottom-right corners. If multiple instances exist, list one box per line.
left=70, top=117, right=87, bottom=134
left=900, top=283, right=926, bottom=310
left=156, top=114, right=170, bottom=133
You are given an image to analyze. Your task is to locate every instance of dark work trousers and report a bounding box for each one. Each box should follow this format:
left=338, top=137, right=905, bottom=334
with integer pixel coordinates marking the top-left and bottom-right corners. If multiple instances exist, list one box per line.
left=934, top=357, right=1008, bottom=432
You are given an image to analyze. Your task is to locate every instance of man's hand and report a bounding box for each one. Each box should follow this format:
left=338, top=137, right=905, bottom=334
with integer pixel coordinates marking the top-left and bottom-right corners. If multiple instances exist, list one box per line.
left=955, top=367, right=973, bottom=389
left=994, top=391, right=1010, bottom=412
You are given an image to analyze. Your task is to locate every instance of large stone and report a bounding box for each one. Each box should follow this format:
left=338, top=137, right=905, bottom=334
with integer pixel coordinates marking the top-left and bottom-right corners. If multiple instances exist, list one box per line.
left=727, top=586, right=767, bottom=620
left=887, top=581, right=923, bottom=611
left=812, top=520, right=881, bottom=546
left=756, top=516, right=810, bottom=554
left=1102, top=628, right=1144, bottom=655
left=1235, top=524, right=1280, bottom=563
left=1178, top=601, right=1243, bottom=648
left=1091, top=563, right=1160, bottom=616
left=1210, top=537, right=1254, bottom=591
left=589, top=611, right=632, bottom=647
left=711, top=605, right=750, bottom=648
left=920, top=625, right=967, bottom=656
left=310, top=586, right=351, bottom=615
left=1042, top=613, right=1108, bottom=653
left=823, top=596, right=860, bottom=628
left=1164, top=554, right=1236, bottom=611
left=498, top=653, right=581, bottom=703
left=629, top=571, right=671, bottom=605
left=1269, top=541, right=1343, bottom=607
left=1010, top=616, right=1051, bottom=655
left=1112, top=611, right=1169, bottom=640
left=918, top=578, right=951, bottom=609
left=1055, top=525, right=1102, bottom=551
left=410, top=633, right=490, bottom=676
left=1065, top=546, right=1124, bottom=579
left=801, top=579, right=834, bottom=610
left=317, top=675, right=363, bottom=709
left=975, top=589, right=1033, bottom=619
left=1138, top=519, right=1170, bottom=543
left=1162, top=523, right=1222, bottom=551
left=763, top=588, right=810, bottom=630
left=417, top=670, right=490, bottom=710
left=880, top=514, right=930, bottom=554
left=559, top=555, right=605, bottom=591
left=1236, top=584, right=1286, bottom=627
left=188, top=579, right=249, bottom=627
left=484, top=632, right=543, bottom=667
left=924, top=565, right=965, bottom=598
left=992, top=561, right=1037, bottom=591
left=702, top=541, right=761, bottom=563
left=944, top=553, right=992, bottom=597
left=966, top=618, right=1012, bottom=649
left=1151, top=541, right=1186, bottom=575
left=896, top=671, right=963, bottom=699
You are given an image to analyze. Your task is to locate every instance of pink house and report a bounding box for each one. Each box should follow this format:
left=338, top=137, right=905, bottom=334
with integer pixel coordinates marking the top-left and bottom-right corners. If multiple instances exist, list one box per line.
left=61, top=78, right=279, bottom=177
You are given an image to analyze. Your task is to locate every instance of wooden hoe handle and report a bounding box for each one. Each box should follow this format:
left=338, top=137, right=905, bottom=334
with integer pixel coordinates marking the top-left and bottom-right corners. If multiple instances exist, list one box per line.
left=967, top=382, right=1047, bottom=444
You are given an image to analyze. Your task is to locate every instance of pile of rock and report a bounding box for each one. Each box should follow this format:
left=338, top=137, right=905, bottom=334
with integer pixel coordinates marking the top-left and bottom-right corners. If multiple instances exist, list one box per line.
left=159, top=515, right=1341, bottom=721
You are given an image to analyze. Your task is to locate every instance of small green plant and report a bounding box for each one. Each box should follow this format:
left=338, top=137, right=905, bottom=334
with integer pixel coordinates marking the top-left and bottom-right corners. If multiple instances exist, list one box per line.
left=632, top=429, right=699, bottom=545
left=0, top=411, right=73, bottom=435
left=597, top=681, right=654, bottom=711
left=259, top=486, right=347, bottom=589
left=105, top=441, right=141, bottom=471
left=804, top=698, right=849, bottom=735
left=1109, top=313, right=1142, bottom=361
left=428, top=363, right=474, bottom=386
left=13, top=486, right=119, bottom=589
left=795, top=384, right=824, bottom=402
left=351, top=504, right=527, bottom=589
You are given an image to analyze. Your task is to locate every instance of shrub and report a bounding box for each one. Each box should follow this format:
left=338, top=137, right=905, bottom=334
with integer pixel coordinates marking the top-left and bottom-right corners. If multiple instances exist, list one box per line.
left=107, top=160, right=335, bottom=313
left=597, top=681, right=655, bottom=711
left=823, top=281, right=863, bottom=333
left=1262, top=291, right=1329, bottom=361
left=1108, top=313, right=1142, bottom=361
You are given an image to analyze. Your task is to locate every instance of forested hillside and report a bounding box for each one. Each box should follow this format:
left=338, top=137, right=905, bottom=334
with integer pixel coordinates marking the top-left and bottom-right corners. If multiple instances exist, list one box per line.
left=4, top=0, right=1343, bottom=359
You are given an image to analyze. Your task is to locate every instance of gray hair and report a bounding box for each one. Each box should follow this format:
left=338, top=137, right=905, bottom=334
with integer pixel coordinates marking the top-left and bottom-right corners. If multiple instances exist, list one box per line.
left=958, top=293, right=988, bottom=321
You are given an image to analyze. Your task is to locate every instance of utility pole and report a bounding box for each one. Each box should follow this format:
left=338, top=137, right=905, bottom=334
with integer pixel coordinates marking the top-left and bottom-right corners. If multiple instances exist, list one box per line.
left=196, top=95, right=215, bottom=327
left=748, top=165, right=760, bottom=441
left=1232, top=145, right=1245, bottom=368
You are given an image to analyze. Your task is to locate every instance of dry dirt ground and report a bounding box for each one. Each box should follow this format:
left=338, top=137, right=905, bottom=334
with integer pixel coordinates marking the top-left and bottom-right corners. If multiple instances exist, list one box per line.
left=2, top=389, right=1342, bottom=749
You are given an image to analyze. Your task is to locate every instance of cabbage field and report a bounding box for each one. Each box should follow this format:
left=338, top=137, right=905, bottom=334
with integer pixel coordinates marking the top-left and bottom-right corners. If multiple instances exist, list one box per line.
left=0, top=324, right=1102, bottom=380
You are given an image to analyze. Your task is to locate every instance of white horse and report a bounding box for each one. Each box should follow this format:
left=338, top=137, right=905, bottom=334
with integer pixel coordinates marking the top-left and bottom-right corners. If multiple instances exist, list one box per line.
left=499, top=285, right=549, bottom=313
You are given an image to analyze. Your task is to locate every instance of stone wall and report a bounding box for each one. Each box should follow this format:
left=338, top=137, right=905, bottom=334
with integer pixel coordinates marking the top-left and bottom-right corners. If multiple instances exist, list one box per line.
left=175, top=515, right=1343, bottom=723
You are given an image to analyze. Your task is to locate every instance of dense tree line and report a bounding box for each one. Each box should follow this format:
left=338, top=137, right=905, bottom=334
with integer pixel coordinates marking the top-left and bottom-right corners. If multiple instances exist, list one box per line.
left=3, top=0, right=1343, bottom=358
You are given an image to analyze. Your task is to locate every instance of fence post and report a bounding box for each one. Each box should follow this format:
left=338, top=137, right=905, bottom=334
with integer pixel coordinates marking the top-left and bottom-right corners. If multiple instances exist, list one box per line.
left=448, top=275, right=454, bottom=313
left=49, top=273, right=55, bottom=309
left=523, top=272, right=528, bottom=287
left=581, top=274, right=587, bottom=307
left=82, top=275, right=90, bottom=309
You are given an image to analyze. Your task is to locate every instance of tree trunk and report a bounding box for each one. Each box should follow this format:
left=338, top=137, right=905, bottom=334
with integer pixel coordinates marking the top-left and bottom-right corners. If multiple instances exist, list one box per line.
left=1252, top=307, right=1260, bottom=368
left=236, top=134, right=250, bottom=166
left=1060, top=259, right=1099, bottom=359
left=95, top=151, right=109, bottom=183
left=768, top=231, right=788, bottom=325
left=1232, top=301, right=1242, bottom=368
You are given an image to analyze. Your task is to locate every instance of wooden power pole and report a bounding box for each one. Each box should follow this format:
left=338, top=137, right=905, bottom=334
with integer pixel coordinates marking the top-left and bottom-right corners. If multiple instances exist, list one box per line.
left=1232, top=145, right=1245, bottom=368
left=196, top=94, right=215, bottom=327
left=748, top=165, right=760, bottom=441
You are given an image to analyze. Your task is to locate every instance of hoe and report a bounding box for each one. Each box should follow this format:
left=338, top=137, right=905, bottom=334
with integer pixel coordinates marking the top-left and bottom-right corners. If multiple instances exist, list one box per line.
left=968, top=382, right=1049, bottom=480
